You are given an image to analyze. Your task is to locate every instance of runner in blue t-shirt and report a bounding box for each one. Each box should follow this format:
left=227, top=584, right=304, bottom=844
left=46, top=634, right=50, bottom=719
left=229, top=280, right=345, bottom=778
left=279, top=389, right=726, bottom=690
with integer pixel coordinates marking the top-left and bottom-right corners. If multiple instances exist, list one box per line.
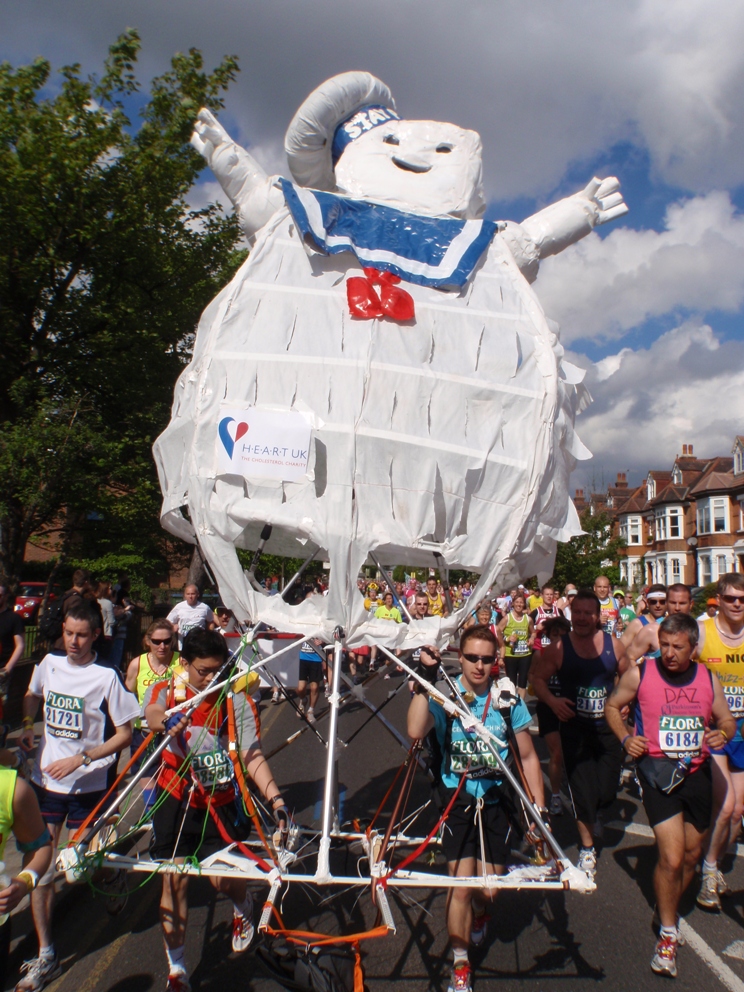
left=407, top=625, right=546, bottom=992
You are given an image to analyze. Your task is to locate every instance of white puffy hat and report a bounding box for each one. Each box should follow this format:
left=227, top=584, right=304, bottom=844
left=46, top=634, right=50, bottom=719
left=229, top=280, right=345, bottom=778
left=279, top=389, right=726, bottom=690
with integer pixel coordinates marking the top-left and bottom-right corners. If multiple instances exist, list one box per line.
left=284, top=71, right=397, bottom=191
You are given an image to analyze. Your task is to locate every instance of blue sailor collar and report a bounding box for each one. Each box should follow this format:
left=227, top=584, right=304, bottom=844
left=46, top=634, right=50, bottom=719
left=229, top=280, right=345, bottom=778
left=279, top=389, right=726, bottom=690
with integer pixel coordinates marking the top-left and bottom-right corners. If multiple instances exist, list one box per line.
left=279, top=178, right=498, bottom=292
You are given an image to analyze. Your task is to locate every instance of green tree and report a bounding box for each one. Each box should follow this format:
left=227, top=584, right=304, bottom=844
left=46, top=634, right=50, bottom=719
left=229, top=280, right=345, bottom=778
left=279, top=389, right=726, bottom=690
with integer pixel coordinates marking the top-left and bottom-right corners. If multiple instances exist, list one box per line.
left=552, top=510, right=625, bottom=590
left=0, top=31, right=244, bottom=581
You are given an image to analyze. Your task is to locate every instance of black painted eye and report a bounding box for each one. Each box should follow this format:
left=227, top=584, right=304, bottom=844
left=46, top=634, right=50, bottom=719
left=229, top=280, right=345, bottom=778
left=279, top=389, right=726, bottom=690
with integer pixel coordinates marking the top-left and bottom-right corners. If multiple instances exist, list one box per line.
left=436, top=144, right=453, bottom=153
left=383, top=134, right=400, bottom=145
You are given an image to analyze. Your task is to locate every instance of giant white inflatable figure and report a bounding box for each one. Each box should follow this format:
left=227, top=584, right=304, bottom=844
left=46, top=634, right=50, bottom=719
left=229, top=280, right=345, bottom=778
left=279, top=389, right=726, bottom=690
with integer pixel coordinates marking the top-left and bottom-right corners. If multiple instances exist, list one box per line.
left=154, top=72, right=627, bottom=647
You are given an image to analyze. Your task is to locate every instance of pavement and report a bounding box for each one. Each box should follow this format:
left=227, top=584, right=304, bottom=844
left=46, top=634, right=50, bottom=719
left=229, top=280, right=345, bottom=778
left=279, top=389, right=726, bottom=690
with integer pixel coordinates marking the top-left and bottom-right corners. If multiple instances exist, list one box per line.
left=3, top=670, right=744, bottom=992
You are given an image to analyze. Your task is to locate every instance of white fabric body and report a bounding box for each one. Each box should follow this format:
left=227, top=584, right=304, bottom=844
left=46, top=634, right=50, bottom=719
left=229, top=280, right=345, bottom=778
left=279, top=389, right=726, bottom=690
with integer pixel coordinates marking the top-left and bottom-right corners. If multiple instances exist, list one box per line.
left=154, top=201, right=590, bottom=647
left=29, top=653, right=140, bottom=794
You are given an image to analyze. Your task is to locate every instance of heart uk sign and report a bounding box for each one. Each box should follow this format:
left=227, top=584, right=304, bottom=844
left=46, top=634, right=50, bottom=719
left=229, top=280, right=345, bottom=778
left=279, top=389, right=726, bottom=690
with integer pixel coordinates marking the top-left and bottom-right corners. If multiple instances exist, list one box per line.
left=217, top=408, right=312, bottom=482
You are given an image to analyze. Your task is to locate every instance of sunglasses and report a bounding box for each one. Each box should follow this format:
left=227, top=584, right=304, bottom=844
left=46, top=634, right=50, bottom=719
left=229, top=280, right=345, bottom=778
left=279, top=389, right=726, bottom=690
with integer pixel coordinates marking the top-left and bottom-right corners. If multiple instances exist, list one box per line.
left=461, top=653, right=497, bottom=665
left=647, top=598, right=667, bottom=604
left=150, top=637, right=173, bottom=646
left=722, top=595, right=744, bottom=605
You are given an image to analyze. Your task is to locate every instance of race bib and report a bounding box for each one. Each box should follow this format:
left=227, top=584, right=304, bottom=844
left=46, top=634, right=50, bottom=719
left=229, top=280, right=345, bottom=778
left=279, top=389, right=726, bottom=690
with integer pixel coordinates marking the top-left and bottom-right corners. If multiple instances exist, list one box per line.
left=191, top=749, right=233, bottom=790
left=576, top=685, right=607, bottom=719
left=723, top=686, right=744, bottom=714
left=514, top=636, right=530, bottom=656
left=659, top=715, right=704, bottom=758
left=45, top=691, right=84, bottom=740
left=449, top=737, right=498, bottom=778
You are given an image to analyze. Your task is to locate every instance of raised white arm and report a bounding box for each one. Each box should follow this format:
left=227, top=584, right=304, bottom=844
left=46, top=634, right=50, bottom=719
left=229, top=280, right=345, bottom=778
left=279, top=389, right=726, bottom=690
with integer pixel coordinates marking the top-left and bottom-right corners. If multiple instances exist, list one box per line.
left=500, top=176, right=628, bottom=283
left=521, top=176, right=628, bottom=259
left=191, top=108, right=284, bottom=239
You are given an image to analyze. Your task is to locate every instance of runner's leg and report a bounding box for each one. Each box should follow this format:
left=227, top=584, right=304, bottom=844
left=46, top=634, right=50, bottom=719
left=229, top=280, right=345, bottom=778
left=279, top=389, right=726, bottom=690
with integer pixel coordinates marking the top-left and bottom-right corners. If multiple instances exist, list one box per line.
left=652, top=813, right=686, bottom=928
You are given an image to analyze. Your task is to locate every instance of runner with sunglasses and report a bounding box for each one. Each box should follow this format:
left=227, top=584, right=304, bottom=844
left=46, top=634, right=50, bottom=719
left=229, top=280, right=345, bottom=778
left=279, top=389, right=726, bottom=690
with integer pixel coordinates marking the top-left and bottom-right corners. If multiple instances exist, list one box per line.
left=696, top=572, right=744, bottom=910
left=407, top=625, right=545, bottom=992
left=624, top=584, right=693, bottom=667
left=125, top=620, right=180, bottom=810
left=620, top=584, right=669, bottom=652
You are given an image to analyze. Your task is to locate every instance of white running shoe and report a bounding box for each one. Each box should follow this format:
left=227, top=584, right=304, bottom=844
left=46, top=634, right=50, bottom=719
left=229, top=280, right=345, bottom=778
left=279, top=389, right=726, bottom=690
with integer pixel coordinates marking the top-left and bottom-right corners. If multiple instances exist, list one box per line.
left=14, top=954, right=62, bottom=992
left=306, top=706, right=316, bottom=724
left=577, top=847, right=597, bottom=882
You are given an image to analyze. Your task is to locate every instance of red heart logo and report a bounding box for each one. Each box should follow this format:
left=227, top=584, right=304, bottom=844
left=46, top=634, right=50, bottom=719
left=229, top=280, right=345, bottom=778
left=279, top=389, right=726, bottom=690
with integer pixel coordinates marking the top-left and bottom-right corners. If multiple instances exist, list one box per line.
left=234, top=422, right=249, bottom=442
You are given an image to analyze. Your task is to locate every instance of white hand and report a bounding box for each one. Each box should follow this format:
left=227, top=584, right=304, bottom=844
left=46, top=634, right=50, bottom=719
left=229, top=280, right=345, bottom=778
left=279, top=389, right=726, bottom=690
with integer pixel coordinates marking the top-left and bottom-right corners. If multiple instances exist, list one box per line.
left=190, top=108, right=232, bottom=159
left=580, top=176, right=629, bottom=226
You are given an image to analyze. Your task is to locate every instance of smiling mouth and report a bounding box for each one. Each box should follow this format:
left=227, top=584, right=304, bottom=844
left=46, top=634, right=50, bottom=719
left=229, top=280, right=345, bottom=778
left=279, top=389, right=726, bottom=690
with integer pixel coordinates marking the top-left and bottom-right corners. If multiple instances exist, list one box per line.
left=392, top=156, right=431, bottom=174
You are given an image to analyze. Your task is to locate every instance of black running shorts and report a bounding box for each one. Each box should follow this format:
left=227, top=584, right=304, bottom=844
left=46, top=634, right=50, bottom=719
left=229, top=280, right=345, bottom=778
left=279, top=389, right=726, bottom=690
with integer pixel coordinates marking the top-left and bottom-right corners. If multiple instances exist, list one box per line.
left=151, top=792, right=248, bottom=860
left=440, top=794, right=511, bottom=867
left=559, top=722, right=622, bottom=824
left=637, top=761, right=713, bottom=834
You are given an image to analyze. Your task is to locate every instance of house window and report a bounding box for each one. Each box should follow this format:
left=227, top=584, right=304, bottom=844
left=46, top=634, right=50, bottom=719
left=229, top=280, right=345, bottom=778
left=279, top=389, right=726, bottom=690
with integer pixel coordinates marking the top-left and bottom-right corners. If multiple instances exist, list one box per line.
left=629, top=517, right=641, bottom=545
left=672, top=467, right=682, bottom=485
left=736, top=447, right=743, bottom=476
left=700, top=555, right=712, bottom=585
left=698, top=498, right=729, bottom=535
left=647, top=478, right=655, bottom=501
left=669, top=509, right=681, bottom=538
left=655, top=512, right=666, bottom=542
left=671, top=558, right=682, bottom=580
left=716, top=554, right=728, bottom=578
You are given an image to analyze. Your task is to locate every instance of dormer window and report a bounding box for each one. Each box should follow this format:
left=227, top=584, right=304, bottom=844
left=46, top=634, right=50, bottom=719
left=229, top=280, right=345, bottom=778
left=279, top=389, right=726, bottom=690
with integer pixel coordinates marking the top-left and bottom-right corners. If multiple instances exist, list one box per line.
left=735, top=445, right=744, bottom=477
left=647, top=477, right=656, bottom=501
left=672, top=466, right=682, bottom=485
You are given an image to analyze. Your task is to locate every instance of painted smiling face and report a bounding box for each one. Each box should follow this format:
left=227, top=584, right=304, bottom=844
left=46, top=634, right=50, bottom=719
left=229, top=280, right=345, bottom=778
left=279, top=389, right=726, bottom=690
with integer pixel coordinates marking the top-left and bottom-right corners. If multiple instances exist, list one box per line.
left=334, top=118, right=485, bottom=219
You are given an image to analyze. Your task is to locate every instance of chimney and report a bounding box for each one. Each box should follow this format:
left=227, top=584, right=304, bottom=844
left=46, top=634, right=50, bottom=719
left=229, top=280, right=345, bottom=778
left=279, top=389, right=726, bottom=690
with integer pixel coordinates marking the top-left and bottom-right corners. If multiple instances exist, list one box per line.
left=576, top=488, right=584, bottom=500
left=689, top=444, right=693, bottom=455
left=682, top=444, right=688, bottom=455
left=616, top=472, right=627, bottom=488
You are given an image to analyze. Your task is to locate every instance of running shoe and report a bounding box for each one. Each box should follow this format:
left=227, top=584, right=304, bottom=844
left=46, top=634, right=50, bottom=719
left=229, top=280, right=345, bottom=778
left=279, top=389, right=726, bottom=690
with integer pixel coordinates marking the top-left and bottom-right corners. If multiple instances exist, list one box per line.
left=696, top=868, right=728, bottom=911
left=101, top=867, right=129, bottom=915
left=470, top=911, right=489, bottom=947
left=296, top=698, right=306, bottom=719
left=166, top=970, right=191, bottom=992
left=650, top=935, right=678, bottom=978
left=306, top=706, right=316, bottom=725
left=231, top=905, right=255, bottom=953
left=577, top=847, right=597, bottom=881
left=447, top=962, right=473, bottom=992
left=14, top=954, right=62, bottom=992
left=272, top=689, right=281, bottom=704
left=549, top=794, right=563, bottom=816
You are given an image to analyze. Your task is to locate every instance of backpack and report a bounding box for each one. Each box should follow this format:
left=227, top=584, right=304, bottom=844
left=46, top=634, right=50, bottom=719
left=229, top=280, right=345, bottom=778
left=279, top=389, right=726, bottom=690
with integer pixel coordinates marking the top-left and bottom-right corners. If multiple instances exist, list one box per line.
left=38, top=597, right=66, bottom=642
left=256, top=936, right=363, bottom=992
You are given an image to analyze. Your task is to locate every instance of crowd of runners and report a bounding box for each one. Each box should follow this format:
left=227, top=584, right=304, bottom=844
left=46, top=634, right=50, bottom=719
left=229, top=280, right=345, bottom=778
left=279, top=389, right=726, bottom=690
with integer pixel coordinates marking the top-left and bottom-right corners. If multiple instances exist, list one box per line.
left=0, top=569, right=741, bottom=992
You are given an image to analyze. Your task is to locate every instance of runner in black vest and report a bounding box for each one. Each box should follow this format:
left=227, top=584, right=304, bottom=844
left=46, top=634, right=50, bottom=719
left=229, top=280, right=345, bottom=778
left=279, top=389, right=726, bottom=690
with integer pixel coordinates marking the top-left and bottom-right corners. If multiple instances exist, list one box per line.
left=531, top=589, right=626, bottom=881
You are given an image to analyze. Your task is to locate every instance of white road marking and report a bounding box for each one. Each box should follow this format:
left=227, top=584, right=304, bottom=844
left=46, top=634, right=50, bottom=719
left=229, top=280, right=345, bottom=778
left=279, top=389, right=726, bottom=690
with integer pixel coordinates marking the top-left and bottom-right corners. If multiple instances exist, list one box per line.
left=724, top=942, right=744, bottom=962
left=679, top=920, right=744, bottom=992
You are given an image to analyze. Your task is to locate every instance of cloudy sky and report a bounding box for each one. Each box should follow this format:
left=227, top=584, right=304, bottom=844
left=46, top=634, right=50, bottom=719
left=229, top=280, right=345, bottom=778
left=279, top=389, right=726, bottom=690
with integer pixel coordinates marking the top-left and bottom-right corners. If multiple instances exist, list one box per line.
left=4, top=0, right=743, bottom=493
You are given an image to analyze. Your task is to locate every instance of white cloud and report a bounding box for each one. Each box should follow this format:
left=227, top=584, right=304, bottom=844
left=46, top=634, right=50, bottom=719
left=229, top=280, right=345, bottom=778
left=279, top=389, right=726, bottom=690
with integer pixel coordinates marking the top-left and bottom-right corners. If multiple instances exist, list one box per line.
left=534, top=192, right=744, bottom=342
left=570, top=321, right=744, bottom=483
left=3, top=0, right=744, bottom=200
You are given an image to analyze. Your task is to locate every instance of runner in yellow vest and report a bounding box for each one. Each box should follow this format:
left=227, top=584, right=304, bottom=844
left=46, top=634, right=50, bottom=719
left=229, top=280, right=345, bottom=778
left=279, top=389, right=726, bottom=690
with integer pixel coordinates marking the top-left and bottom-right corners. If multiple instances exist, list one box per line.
left=696, top=573, right=744, bottom=911
left=125, top=619, right=180, bottom=812
left=497, top=594, right=535, bottom=698
left=0, top=765, right=53, bottom=989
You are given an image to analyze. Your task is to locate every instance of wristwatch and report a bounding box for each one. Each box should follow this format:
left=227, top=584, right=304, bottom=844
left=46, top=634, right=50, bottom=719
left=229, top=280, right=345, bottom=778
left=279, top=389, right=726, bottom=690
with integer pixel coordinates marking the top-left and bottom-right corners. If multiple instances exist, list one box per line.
left=81, top=753, right=93, bottom=766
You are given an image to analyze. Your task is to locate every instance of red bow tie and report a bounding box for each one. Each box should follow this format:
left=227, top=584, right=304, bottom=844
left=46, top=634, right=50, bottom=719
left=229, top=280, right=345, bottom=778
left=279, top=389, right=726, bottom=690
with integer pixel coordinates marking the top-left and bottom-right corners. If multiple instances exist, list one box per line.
left=347, top=268, right=415, bottom=322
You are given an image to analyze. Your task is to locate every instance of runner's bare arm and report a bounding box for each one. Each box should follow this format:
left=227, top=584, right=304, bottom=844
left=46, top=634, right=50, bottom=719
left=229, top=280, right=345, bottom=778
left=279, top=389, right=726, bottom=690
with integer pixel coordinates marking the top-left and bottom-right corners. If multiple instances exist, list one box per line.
left=20, top=690, right=41, bottom=750
left=45, top=721, right=134, bottom=780
left=125, top=656, right=140, bottom=694
left=613, top=632, right=630, bottom=674
left=625, top=625, right=653, bottom=669
left=605, top=667, right=646, bottom=756
left=707, top=673, right=737, bottom=749
left=529, top=642, right=574, bottom=720
left=620, top=616, right=643, bottom=649
left=243, top=747, right=284, bottom=804
left=515, top=729, right=545, bottom=808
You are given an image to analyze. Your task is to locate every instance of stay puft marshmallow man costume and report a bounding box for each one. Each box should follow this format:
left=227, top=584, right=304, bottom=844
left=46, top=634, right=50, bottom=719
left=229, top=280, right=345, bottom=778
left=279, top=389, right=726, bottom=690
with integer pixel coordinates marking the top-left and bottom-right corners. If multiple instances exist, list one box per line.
left=153, top=72, right=627, bottom=648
